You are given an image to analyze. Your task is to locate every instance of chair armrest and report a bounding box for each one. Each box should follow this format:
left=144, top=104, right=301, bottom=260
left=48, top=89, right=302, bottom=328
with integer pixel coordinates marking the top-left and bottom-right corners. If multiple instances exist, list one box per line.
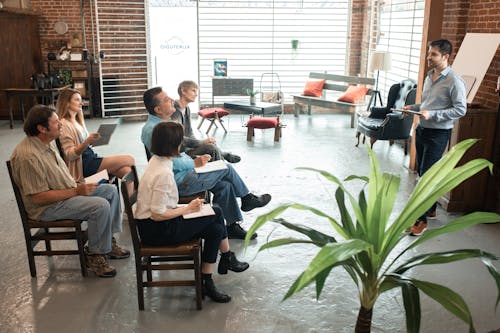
left=369, top=106, right=390, bottom=119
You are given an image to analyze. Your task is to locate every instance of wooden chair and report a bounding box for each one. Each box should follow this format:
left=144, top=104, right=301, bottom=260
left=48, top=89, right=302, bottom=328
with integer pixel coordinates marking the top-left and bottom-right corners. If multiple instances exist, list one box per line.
left=121, top=165, right=203, bottom=310
left=6, top=160, right=88, bottom=277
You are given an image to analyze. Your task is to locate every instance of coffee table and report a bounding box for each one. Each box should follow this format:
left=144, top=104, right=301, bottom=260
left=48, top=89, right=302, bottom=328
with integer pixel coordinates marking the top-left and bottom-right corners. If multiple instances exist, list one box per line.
left=223, top=101, right=282, bottom=116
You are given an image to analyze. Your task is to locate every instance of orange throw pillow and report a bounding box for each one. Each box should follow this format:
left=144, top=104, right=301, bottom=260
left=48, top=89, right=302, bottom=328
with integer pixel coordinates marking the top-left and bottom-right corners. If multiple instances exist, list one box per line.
left=302, top=79, right=325, bottom=97
left=337, top=86, right=369, bottom=103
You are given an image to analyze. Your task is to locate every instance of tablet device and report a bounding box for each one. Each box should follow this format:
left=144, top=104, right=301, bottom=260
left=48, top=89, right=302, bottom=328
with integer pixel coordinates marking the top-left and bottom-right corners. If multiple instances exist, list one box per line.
left=92, top=124, right=117, bottom=146
left=391, top=108, right=422, bottom=115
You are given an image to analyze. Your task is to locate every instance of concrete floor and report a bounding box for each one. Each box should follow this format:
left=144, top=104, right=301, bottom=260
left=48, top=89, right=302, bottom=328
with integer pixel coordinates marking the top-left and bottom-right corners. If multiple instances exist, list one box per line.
left=0, top=113, right=499, bottom=333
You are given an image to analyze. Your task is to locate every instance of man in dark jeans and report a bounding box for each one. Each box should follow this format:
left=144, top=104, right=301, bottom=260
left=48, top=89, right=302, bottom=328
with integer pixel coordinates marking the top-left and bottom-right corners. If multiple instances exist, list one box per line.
left=404, top=39, right=466, bottom=236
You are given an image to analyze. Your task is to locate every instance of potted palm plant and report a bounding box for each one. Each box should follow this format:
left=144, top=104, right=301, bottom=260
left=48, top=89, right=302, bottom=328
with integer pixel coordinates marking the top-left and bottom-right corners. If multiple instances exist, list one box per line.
left=245, top=138, right=500, bottom=333
left=245, top=88, right=260, bottom=105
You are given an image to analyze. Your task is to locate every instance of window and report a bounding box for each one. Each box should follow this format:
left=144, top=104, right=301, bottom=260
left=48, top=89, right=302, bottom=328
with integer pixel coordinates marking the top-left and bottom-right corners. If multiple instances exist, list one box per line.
left=369, top=0, right=424, bottom=99
left=198, top=0, right=350, bottom=105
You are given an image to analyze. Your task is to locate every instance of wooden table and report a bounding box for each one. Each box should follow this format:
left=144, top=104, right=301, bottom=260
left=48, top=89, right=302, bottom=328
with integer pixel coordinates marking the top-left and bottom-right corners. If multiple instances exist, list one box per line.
left=1, top=85, right=70, bottom=129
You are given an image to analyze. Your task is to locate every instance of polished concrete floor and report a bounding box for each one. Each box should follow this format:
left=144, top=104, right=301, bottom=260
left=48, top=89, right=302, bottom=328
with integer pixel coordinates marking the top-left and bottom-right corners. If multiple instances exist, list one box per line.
left=0, top=113, right=499, bottom=333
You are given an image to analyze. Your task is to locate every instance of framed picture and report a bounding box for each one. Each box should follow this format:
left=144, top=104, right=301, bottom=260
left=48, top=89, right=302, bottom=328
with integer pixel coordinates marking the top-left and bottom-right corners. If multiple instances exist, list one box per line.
left=214, top=59, right=227, bottom=77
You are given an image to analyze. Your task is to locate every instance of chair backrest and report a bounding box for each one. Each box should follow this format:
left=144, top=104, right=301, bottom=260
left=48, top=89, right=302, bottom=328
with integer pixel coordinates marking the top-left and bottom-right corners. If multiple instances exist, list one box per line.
left=6, top=161, right=31, bottom=229
left=144, top=145, right=152, bottom=161
left=393, top=79, right=417, bottom=109
left=121, top=165, right=141, bottom=251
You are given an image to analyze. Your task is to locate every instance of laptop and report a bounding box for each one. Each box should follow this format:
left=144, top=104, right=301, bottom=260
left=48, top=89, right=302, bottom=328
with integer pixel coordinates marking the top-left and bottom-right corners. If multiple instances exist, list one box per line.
left=91, top=124, right=117, bottom=146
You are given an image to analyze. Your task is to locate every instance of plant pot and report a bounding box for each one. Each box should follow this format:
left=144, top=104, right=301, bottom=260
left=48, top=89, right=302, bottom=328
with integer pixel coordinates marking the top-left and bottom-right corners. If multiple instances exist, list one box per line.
left=250, top=96, right=256, bottom=105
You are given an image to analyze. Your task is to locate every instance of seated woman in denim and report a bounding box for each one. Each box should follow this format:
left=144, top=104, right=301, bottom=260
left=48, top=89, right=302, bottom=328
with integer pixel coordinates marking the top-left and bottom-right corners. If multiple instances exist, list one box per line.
left=134, top=122, right=249, bottom=303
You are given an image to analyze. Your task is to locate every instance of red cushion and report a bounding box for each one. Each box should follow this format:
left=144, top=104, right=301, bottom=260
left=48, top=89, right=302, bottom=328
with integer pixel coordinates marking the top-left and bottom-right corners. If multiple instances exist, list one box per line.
left=247, top=117, right=278, bottom=129
left=337, top=86, right=369, bottom=103
left=198, top=107, right=230, bottom=118
left=302, top=79, right=325, bottom=97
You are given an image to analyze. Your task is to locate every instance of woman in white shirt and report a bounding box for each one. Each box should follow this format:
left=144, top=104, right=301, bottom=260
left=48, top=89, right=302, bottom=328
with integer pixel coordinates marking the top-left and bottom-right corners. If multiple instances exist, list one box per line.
left=135, top=122, right=249, bottom=303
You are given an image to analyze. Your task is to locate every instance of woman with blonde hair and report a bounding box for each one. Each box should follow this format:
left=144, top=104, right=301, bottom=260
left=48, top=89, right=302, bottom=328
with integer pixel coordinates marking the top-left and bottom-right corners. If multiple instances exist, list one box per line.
left=56, top=88, right=134, bottom=183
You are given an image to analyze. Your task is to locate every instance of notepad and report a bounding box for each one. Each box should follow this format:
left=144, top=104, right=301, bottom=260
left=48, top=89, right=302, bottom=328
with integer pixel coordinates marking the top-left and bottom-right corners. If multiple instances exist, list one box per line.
left=92, top=124, right=117, bottom=146
left=84, top=169, right=109, bottom=184
left=194, top=160, right=228, bottom=173
left=179, top=204, right=216, bottom=219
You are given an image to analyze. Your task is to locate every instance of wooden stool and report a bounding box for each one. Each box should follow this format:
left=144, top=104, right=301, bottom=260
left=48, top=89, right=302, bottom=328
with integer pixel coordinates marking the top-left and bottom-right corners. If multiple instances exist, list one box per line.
left=246, top=116, right=282, bottom=142
left=197, top=107, right=230, bottom=134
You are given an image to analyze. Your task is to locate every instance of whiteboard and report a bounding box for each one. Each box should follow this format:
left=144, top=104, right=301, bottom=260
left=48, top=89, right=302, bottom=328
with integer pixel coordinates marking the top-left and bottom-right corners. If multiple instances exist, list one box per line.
left=452, top=33, right=500, bottom=103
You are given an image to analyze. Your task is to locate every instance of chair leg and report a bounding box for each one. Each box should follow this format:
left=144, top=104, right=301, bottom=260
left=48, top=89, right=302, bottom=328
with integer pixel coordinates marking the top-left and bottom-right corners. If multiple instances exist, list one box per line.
left=146, top=256, right=153, bottom=282
left=369, top=137, right=377, bottom=149
left=355, top=131, right=361, bottom=147
left=206, top=119, right=215, bottom=134
left=247, top=126, right=254, bottom=141
left=404, top=139, right=409, bottom=155
left=44, top=228, right=52, bottom=253
left=194, top=247, right=203, bottom=310
left=197, top=118, right=205, bottom=130
left=76, top=224, right=88, bottom=277
left=136, top=260, right=145, bottom=310
left=217, top=119, right=228, bottom=133
left=274, top=126, right=280, bottom=142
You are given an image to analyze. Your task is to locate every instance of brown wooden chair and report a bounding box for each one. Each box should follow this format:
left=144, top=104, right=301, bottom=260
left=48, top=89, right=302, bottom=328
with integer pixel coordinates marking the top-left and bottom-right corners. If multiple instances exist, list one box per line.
left=6, top=160, right=88, bottom=277
left=121, top=165, right=203, bottom=311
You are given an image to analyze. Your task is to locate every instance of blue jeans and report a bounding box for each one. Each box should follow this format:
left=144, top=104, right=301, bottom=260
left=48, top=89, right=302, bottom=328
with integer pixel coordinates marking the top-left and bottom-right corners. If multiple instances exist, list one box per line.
left=177, top=164, right=249, bottom=225
left=415, top=126, right=451, bottom=217
left=40, top=184, right=122, bottom=254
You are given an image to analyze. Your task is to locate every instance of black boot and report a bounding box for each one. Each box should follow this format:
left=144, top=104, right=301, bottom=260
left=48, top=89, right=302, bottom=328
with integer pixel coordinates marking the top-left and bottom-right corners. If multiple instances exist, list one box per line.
left=203, top=277, right=231, bottom=303
left=218, top=251, right=250, bottom=275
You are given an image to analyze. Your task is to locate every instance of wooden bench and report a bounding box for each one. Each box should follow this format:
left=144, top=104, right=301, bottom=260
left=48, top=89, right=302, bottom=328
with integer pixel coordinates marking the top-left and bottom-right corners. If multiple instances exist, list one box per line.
left=291, top=72, right=376, bottom=128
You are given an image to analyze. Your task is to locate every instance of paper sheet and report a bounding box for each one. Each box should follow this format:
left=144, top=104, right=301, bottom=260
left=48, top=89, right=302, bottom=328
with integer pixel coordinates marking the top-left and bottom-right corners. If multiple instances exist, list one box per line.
left=194, top=160, right=228, bottom=173
left=84, top=169, right=109, bottom=184
left=180, top=204, right=216, bottom=219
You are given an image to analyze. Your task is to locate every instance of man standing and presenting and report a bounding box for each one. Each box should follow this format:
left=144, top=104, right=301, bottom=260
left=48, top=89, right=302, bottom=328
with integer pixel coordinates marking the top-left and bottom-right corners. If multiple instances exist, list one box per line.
left=172, top=80, right=240, bottom=163
left=405, top=39, right=467, bottom=236
left=10, top=105, right=129, bottom=277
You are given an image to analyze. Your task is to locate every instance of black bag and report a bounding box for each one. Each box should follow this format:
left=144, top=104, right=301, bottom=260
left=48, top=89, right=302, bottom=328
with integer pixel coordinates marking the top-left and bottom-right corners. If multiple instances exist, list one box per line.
left=31, top=73, right=50, bottom=90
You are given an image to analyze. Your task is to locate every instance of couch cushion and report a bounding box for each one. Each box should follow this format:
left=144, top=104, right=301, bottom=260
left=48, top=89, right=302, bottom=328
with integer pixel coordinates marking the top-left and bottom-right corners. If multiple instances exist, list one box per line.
left=337, top=86, right=369, bottom=104
left=302, top=79, right=325, bottom=97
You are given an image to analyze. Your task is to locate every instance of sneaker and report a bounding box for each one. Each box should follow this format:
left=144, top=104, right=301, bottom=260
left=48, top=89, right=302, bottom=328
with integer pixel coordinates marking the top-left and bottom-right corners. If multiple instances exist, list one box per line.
left=227, top=223, right=257, bottom=240
left=409, top=220, right=427, bottom=236
left=426, top=210, right=437, bottom=220
left=85, top=252, right=117, bottom=278
left=107, top=237, right=130, bottom=259
left=241, top=193, right=272, bottom=212
left=222, top=152, right=241, bottom=164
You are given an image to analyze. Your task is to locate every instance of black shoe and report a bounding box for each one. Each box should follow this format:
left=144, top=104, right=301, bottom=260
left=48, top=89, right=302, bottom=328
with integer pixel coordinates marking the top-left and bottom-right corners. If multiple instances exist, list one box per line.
left=241, top=193, right=271, bottom=212
left=227, top=223, right=257, bottom=240
left=222, top=152, right=241, bottom=163
left=218, top=251, right=250, bottom=275
left=203, top=278, right=231, bottom=303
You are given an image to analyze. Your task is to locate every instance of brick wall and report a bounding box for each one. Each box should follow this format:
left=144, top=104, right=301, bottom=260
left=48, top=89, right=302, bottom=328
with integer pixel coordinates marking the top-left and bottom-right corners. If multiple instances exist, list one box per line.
left=442, top=0, right=500, bottom=110
left=31, top=0, right=97, bottom=74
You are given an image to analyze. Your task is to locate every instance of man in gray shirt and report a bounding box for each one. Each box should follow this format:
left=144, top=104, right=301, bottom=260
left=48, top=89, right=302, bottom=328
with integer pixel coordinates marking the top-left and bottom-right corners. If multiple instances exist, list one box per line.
left=405, top=39, right=467, bottom=236
left=172, top=80, right=240, bottom=163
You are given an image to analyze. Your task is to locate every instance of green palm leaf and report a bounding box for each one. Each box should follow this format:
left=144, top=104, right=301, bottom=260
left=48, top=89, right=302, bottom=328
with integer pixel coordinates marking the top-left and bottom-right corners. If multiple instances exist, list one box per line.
left=283, top=239, right=372, bottom=300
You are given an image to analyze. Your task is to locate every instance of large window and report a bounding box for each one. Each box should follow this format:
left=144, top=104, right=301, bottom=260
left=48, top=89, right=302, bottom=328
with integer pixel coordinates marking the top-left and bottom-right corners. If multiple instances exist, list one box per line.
left=198, top=0, right=350, bottom=105
left=369, top=0, right=424, bottom=99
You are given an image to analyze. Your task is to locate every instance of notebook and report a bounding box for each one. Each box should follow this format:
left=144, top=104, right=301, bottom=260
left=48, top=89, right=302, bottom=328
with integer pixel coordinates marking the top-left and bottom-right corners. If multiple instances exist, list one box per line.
left=92, top=124, right=117, bottom=146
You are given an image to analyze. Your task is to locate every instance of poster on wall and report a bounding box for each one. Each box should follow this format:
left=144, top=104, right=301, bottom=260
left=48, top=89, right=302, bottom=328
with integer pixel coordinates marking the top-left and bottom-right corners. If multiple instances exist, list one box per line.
left=213, top=59, right=227, bottom=77
left=149, top=6, right=199, bottom=112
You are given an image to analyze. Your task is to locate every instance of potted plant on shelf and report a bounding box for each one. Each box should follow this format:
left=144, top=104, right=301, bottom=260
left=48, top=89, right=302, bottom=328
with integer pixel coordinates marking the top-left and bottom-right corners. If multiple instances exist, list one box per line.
left=245, top=138, right=500, bottom=333
left=245, top=88, right=260, bottom=105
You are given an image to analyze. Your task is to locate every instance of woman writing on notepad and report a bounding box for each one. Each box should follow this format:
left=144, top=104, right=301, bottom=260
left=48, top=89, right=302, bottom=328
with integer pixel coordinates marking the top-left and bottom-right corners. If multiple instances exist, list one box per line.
left=56, top=88, right=134, bottom=182
left=135, top=121, right=249, bottom=303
